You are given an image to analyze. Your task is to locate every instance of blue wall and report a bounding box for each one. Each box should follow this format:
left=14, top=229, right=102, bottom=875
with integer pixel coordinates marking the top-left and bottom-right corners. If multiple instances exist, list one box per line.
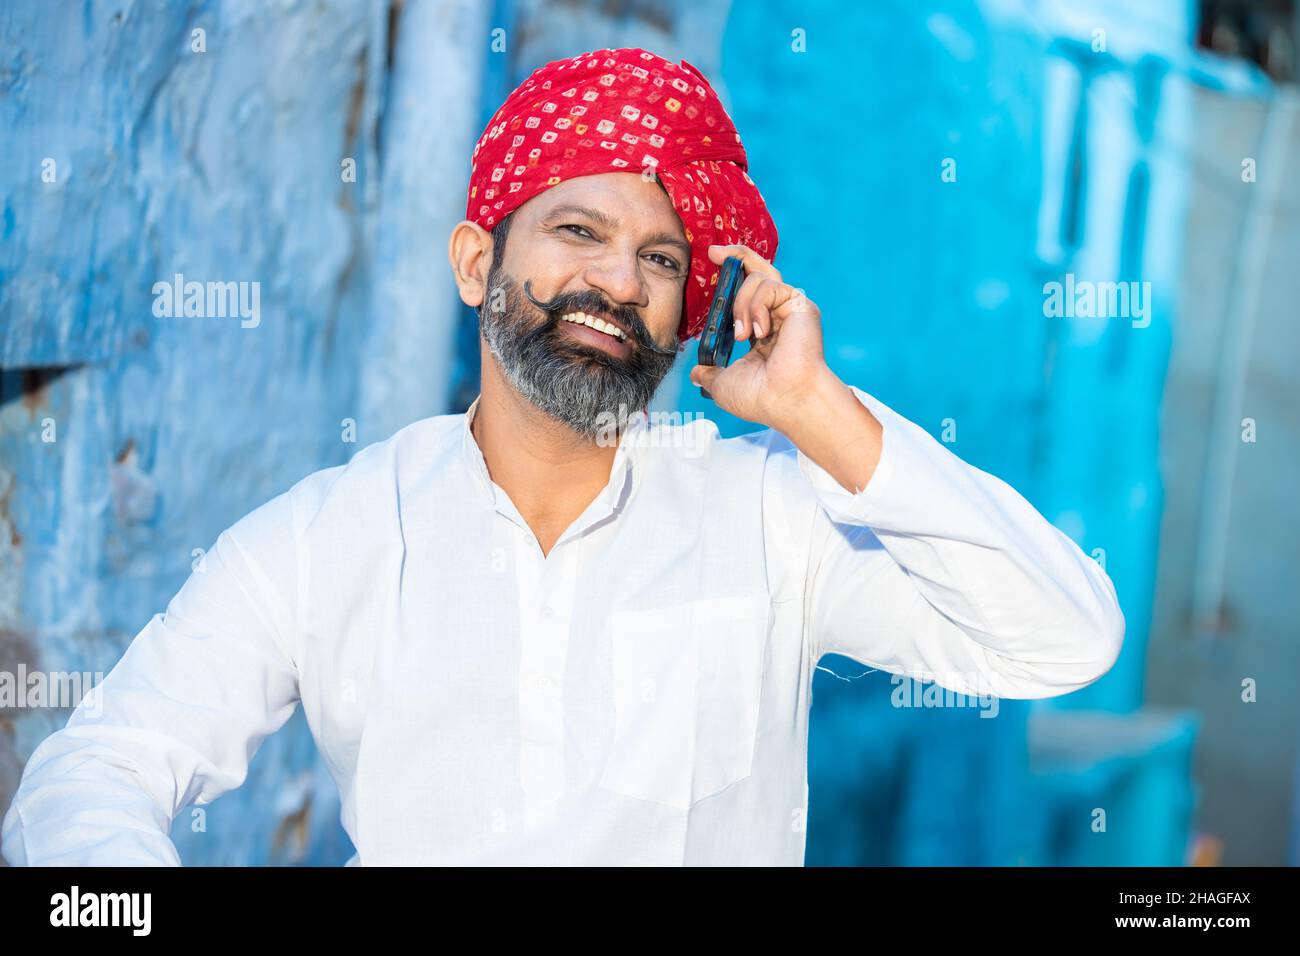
left=0, top=0, right=420, bottom=864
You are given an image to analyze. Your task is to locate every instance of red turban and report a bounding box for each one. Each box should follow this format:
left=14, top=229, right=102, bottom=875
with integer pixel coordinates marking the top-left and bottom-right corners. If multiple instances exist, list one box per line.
left=465, top=47, right=779, bottom=343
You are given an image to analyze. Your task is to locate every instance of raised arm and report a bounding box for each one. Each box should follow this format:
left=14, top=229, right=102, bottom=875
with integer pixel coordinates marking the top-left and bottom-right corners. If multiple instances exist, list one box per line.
left=690, top=243, right=1124, bottom=702
left=786, top=380, right=1125, bottom=700
left=1, top=487, right=303, bottom=865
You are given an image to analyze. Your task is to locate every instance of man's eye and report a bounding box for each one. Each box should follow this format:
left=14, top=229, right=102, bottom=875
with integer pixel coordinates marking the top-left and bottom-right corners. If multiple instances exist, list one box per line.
left=557, top=224, right=679, bottom=273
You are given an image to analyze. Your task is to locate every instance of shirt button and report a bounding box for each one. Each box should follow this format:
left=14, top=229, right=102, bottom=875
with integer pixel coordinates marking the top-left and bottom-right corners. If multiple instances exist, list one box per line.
left=540, top=605, right=555, bottom=620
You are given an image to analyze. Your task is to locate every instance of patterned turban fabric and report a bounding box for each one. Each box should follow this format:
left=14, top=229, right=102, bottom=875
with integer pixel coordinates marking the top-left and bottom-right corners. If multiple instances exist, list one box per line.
left=465, top=47, right=779, bottom=343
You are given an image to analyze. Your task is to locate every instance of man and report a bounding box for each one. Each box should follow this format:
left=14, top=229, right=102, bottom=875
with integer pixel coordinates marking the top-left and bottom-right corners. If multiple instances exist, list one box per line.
left=2, top=48, right=1123, bottom=866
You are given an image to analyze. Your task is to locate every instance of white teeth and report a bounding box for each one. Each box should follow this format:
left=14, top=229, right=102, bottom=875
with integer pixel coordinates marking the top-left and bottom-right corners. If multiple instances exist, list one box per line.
left=561, top=312, right=626, bottom=341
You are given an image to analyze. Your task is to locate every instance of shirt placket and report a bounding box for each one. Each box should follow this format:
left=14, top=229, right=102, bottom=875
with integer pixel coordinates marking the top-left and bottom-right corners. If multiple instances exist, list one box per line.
left=513, top=528, right=583, bottom=830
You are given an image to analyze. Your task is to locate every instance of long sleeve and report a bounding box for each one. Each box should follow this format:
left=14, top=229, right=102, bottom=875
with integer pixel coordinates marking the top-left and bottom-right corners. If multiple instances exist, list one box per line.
left=1, top=487, right=303, bottom=866
left=794, top=385, right=1125, bottom=700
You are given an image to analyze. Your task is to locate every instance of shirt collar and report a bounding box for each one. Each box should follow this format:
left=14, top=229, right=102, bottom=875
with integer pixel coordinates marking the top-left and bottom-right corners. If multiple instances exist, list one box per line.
left=461, top=394, right=650, bottom=517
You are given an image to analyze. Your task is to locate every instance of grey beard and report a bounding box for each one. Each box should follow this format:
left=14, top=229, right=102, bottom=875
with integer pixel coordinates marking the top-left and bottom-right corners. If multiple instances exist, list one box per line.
left=478, top=268, right=681, bottom=440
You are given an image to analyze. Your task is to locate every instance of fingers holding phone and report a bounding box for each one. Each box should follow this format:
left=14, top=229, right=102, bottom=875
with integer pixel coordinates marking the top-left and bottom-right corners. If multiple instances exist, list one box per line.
left=691, top=244, right=827, bottom=426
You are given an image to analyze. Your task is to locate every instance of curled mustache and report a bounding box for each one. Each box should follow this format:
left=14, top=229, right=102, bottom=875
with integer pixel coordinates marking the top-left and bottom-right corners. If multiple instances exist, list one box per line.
left=521, top=280, right=679, bottom=357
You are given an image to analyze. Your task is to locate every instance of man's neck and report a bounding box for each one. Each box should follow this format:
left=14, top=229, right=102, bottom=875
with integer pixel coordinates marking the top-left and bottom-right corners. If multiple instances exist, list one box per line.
left=470, top=362, right=621, bottom=551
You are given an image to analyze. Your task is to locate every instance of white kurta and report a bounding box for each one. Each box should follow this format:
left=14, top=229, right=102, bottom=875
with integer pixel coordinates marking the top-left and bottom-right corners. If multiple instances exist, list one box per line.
left=1, top=386, right=1124, bottom=865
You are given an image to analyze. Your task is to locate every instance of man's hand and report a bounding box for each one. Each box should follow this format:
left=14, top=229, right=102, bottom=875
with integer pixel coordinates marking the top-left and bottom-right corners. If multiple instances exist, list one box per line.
left=689, top=243, right=884, bottom=494
left=688, top=243, right=829, bottom=427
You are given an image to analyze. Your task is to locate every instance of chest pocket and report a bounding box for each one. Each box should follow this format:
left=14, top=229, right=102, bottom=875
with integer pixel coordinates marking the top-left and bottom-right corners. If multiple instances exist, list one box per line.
left=598, top=593, right=772, bottom=810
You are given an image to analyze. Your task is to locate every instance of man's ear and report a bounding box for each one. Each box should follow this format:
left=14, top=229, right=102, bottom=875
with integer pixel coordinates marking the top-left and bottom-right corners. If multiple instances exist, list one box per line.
left=448, top=220, right=493, bottom=308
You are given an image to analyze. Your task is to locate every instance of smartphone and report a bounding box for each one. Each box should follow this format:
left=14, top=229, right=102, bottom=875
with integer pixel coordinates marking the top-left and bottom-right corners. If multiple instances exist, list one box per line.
left=696, top=255, right=745, bottom=400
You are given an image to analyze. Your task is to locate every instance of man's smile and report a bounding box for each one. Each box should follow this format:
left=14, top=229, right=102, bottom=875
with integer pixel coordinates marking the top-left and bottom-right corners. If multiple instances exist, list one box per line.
left=557, top=310, right=633, bottom=359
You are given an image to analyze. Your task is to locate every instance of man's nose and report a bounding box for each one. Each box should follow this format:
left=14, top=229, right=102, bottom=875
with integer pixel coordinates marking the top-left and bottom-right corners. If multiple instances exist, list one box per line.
left=581, top=249, right=649, bottom=312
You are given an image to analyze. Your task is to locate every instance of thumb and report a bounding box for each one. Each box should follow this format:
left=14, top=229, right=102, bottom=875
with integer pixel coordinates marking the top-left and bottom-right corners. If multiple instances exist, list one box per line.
left=690, top=363, right=721, bottom=391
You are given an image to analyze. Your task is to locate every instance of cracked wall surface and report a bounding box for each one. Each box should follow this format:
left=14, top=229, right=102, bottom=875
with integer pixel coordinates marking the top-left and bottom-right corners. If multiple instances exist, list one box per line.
left=0, top=0, right=489, bottom=865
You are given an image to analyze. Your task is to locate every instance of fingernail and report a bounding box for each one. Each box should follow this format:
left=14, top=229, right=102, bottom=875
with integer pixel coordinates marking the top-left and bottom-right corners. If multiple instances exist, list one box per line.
left=734, top=319, right=743, bottom=338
